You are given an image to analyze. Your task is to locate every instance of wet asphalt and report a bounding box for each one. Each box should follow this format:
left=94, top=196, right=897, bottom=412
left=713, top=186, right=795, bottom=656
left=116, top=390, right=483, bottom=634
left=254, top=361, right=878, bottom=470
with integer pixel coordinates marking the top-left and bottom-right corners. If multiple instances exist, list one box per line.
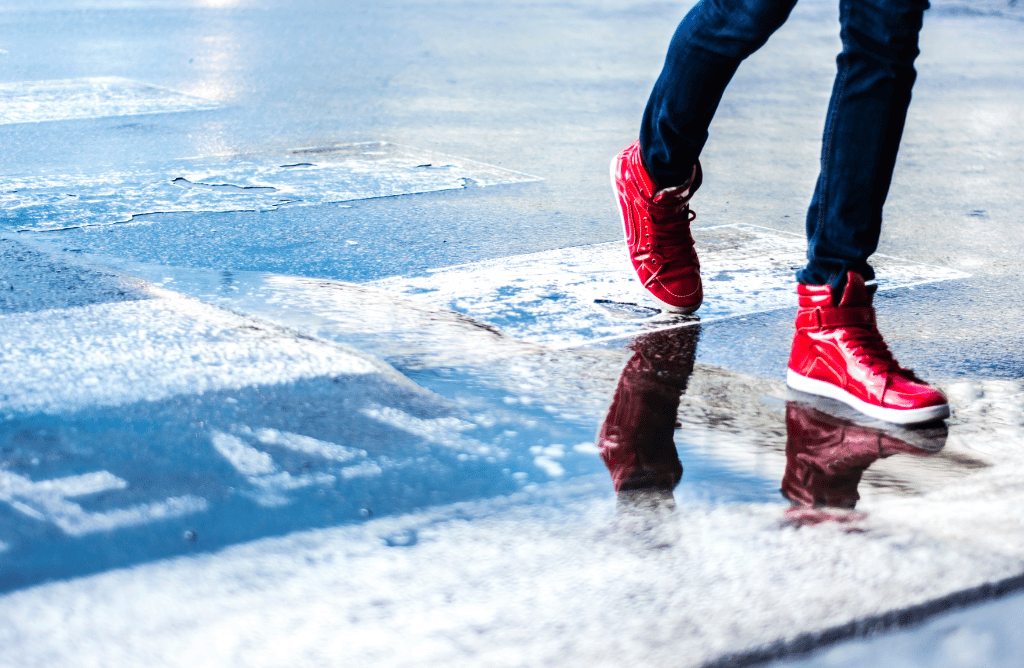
left=1, top=0, right=1024, bottom=666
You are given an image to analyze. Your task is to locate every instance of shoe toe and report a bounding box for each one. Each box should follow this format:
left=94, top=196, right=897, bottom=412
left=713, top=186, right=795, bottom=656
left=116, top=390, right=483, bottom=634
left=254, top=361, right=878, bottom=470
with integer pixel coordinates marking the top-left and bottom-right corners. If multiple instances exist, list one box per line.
left=883, top=376, right=948, bottom=410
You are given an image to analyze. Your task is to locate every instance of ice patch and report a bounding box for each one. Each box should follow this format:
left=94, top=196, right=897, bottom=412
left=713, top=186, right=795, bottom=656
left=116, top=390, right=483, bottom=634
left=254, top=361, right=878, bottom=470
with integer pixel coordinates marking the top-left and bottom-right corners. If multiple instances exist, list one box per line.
left=0, top=295, right=376, bottom=415
left=0, top=77, right=220, bottom=126
left=372, top=224, right=971, bottom=347
left=1, top=142, right=541, bottom=232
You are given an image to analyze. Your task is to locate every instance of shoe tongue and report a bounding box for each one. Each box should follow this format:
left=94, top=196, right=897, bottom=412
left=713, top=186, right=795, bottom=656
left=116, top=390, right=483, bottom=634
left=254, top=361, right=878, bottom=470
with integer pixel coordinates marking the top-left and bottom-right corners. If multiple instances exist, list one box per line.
left=837, top=272, right=872, bottom=307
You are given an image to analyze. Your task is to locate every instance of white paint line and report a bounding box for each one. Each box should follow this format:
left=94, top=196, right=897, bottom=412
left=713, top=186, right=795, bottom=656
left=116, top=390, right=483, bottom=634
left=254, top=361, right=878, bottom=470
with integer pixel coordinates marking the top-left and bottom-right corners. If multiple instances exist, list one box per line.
left=211, top=432, right=276, bottom=477
left=2, top=142, right=541, bottom=232
left=4, top=470, right=1024, bottom=668
left=372, top=224, right=971, bottom=348
left=254, top=428, right=366, bottom=463
left=0, top=469, right=208, bottom=537
left=0, top=77, right=220, bottom=125
left=360, top=404, right=503, bottom=458
left=210, top=430, right=335, bottom=508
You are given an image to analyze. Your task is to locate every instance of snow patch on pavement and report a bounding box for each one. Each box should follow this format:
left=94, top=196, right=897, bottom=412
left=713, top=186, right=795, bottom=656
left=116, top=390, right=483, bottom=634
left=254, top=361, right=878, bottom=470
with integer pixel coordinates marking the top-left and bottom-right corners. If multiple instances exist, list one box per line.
left=0, top=295, right=376, bottom=416
left=372, top=224, right=971, bottom=347
left=2, top=142, right=541, bottom=232
left=0, top=77, right=220, bottom=126
left=1, top=477, right=1023, bottom=668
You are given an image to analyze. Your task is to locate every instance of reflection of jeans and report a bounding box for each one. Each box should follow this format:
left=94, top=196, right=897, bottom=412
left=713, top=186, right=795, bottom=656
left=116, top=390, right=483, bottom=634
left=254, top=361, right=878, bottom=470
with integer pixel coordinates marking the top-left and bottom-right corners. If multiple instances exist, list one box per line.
left=597, top=328, right=700, bottom=503
left=639, top=0, right=928, bottom=289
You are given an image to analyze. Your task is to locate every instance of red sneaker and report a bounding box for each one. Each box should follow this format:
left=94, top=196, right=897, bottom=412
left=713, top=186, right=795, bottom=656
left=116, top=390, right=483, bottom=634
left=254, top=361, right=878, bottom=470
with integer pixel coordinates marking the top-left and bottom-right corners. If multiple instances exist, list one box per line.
left=786, top=272, right=950, bottom=425
left=610, top=140, right=703, bottom=313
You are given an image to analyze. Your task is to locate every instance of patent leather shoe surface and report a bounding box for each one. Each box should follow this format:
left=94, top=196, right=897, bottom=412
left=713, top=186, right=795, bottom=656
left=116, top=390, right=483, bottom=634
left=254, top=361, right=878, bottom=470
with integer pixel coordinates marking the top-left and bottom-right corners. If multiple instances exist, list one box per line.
left=786, top=271, right=949, bottom=425
left=610, top=140, right=703, bottom=313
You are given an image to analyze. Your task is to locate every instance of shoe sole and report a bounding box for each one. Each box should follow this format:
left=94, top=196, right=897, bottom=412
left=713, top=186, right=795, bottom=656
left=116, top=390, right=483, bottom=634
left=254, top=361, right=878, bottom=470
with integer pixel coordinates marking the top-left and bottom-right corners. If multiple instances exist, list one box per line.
left=608, top=154, right=700, bottom=315
left=786, top=369, right=950, bottom=425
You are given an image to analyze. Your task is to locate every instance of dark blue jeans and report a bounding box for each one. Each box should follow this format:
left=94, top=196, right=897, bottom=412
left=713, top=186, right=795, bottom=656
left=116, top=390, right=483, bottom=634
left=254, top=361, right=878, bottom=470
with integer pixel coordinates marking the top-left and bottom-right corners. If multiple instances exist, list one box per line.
left=639, top=0, right=929, bottom=288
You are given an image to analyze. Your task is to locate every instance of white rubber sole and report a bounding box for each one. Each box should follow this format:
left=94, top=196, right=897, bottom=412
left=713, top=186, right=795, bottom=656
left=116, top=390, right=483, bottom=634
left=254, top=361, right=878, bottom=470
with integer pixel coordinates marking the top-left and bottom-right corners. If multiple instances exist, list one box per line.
left=608, top=154, right=701, bottom=316
left=786, top=369, right=950, bottom=425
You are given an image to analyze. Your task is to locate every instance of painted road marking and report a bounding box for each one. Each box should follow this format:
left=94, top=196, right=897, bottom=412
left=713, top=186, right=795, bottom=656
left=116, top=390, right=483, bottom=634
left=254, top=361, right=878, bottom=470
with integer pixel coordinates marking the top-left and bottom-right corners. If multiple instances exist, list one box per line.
left=360, top=404, right=504, bottom=458
left=0, top=468, right=207, bottom=537
left=254, top=428, right=366, bottom=463
left=0, top=77, right=220, bottom=125
left=372, top=224, right=971, bottom=348
left=1, top=142, right=542, bottom=232
left=210, top=431, right=335, bottom=508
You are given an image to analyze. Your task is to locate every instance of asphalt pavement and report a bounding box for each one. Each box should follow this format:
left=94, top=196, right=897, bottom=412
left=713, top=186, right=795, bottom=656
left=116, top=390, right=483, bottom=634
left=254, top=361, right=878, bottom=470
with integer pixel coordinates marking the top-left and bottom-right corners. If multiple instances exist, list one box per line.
left=1, top=0, right=1023, bottom=666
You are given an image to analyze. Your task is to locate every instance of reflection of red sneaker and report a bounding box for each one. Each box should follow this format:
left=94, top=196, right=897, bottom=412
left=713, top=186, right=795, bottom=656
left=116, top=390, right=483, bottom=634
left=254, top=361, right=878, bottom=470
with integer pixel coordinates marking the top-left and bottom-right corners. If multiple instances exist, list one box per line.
left=781, top=401, right=944, bottom=513
left=597, top=329, right=699, bottom=497
left=786, top=272, right=949, bottom=425
left=610, top=140, right=703, bottom=313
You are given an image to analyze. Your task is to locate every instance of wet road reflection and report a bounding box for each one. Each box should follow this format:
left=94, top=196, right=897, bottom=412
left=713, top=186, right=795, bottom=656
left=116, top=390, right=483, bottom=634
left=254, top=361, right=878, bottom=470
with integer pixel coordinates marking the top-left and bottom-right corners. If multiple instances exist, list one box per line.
left=598, top=327, right=698, bottom=511
left=598, top=327, right=949, bottom=520
left=781, top=403, right=946, bottom=525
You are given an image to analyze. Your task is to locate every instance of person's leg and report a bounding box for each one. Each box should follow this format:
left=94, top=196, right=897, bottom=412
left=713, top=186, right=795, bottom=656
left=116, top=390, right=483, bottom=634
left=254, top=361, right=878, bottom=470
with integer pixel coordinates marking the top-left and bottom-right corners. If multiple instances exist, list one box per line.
left=786, top=0, right=947, bottom=426
left=641, top=0, right=799, bottom=190
left=798, top=0, right=929, bottom=289
left=612, top=0, right=797, bottom=313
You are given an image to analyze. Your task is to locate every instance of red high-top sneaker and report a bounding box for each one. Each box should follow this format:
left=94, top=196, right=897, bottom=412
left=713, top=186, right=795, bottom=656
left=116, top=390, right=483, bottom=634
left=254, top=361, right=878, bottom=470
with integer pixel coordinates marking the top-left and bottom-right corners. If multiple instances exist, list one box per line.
left=786, top=272, right=950, bottom=425
left=610, top=140, right=703, bottom=313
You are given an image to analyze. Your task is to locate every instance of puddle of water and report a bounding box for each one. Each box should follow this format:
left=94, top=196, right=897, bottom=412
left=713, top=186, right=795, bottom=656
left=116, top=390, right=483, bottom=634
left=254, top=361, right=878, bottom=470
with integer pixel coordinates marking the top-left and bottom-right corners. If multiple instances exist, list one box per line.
left=4, top=242, right=1024, bottom=668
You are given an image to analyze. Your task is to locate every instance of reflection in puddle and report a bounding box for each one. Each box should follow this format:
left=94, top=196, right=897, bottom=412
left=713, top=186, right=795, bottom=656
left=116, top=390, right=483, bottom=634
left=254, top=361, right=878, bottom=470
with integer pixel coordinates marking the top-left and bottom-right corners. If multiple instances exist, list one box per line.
left=597, top=328, right=950, bottom=523
left=598, top=327, right=698, bottom=512
left=781, top=404, right=946, bottom=526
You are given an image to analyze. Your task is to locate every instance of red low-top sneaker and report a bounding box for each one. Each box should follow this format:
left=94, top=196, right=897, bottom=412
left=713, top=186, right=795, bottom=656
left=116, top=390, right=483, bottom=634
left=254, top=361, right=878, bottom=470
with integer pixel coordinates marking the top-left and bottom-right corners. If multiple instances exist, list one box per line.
left=786, top=272, right=950, bottom=425
left=610, top=140, right=703, bottom=313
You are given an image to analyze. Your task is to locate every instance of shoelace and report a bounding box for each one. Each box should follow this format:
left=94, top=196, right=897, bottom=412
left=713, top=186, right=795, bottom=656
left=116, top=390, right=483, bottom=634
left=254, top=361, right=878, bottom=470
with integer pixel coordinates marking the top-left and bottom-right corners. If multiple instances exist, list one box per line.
left=842, top=325, right=904, bottom=376
left=650, top=207, right=698, bottom=260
